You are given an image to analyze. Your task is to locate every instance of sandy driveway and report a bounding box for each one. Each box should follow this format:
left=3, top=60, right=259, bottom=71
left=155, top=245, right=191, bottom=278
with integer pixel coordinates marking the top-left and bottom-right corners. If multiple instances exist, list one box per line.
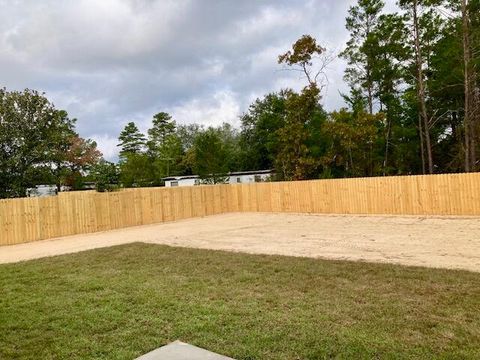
left=1, top=213, right=480, bottom=272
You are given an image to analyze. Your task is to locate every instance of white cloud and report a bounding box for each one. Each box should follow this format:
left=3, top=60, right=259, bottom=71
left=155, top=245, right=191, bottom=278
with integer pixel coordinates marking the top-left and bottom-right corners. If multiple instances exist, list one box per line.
left=90, top=134, right=120, bottom=162
left=169, top=90, right=241, bottom=128
left=3, top=0, right=185, bottom=70
left=0, top=0, right=397, bottom=161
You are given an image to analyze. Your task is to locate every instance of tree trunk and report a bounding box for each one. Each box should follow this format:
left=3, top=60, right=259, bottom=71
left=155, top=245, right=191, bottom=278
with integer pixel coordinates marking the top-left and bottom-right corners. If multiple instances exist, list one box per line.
left=474, top=87, right=480, bottom=170
left=418, top=114, right=426, bottom=175
left=413, top=0, right=434, bottom=174
left=365, top=18, right=374, bottom=115
left=462, top=0, right=471, bottom=171
left=367, top=86, right=373, bottom=114
left=367, top=68, right=374, bottom=115
left=383, top=116, right=392, bottom=176
left=462, top=0, right=477, bottom=171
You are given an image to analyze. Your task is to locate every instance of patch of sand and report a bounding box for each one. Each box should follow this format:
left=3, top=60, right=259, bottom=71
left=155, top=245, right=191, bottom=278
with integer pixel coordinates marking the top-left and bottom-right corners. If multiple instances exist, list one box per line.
left=1, top=213, right=480, bottom=272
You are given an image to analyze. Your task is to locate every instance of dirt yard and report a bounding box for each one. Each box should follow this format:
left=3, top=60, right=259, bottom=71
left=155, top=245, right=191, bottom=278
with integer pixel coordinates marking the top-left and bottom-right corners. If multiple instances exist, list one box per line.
left=1, top=212, right=480, bottom=272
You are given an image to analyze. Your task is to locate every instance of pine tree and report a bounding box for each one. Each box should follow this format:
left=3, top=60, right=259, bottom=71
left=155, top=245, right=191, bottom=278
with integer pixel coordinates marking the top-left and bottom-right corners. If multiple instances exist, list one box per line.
left=117, top=122, right=146, bottom=160
left=340, top=0, right=384, bottom=115
left=147, top=112, right=176, bottom=153
left=398, top=0, right=445, bottom=173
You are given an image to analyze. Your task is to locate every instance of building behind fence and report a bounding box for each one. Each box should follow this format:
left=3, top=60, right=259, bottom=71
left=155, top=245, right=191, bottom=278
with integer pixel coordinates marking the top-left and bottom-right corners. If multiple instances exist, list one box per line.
left=163, top=169, right=273, bottom=187
left=1, top=173, right=479, bottom=246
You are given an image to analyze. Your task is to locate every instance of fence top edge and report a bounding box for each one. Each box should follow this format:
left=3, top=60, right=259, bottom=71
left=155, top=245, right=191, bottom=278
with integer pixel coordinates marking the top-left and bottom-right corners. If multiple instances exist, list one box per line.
left=0, top=172, right=478, bottom=202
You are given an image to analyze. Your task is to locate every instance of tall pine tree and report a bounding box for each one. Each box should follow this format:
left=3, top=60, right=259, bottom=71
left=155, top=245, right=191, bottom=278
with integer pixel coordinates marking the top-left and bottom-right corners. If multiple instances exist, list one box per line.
left=117, top=122, right=146, bottom=160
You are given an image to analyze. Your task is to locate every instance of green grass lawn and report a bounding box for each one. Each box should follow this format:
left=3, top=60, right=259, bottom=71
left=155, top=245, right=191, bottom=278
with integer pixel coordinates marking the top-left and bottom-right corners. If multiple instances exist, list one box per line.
left=1, top=243, right=479, bottom=359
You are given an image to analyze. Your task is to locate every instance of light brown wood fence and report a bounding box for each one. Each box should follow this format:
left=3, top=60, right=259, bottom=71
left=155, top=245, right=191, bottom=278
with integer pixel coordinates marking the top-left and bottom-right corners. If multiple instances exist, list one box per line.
left=1, top=173, right=479, bottom=246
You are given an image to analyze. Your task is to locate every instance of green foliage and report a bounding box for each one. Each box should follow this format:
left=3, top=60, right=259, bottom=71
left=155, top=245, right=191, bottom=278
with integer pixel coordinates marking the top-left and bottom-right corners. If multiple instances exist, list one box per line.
left=90, top=160, right=119, bottom=192
left=119, top=153, right=157, bottom=188
left=117, top=112, right=188, bottom=187
left=338, top=0, right=480, bottom=175
left=192, top=128, right=229, bottom=183
left=117, top=122, right=146, bottom=160
left=215, top=123, right=241, bottom=172
left=154, top=134, right=184, bottom=176
left=322, top=109, right=384, bottom=177
left=239, top=92, right=287, bottom=171
left=275, top=86, right=323, bottom=180
left=147, top=112, right=176, bottom=154
left=0, top=88, right=101, bottom=198
left=176, top=123, right=203, bottom=151
left=340, top=0, right=384, bottom=113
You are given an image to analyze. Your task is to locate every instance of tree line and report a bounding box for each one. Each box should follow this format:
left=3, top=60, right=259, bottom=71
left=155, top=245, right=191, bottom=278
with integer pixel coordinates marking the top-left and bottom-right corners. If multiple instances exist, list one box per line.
left=0, top=0, right=478, bottom=198
left=117, top=0, right=479, bottom=183
left=338, top=0, right=480, bottom=175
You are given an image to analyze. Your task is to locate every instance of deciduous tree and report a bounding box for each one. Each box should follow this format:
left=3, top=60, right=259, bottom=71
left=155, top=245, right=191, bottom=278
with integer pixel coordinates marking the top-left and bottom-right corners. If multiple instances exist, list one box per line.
left=0, top=88, right=77, bottom=197
left=192, top=128, right=228, bottom=184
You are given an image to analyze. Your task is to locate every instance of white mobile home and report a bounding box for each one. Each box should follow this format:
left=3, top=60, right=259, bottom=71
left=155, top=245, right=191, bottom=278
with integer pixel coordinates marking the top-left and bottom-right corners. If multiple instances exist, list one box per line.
left=163, top=170, right=273, bottom=187
left=227, top=170, right=273, bottom=184
left=163, top=175, right=201, bottom=187
left=26, top=185, right=72, bottom=197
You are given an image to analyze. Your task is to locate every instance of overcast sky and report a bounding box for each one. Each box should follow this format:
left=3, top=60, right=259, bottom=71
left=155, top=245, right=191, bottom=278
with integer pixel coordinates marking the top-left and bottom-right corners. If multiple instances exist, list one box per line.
left=0, top=0, right=396, bottom=161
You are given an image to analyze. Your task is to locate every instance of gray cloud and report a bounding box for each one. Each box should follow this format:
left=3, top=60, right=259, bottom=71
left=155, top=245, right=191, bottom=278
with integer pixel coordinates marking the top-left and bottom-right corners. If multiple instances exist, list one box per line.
left=0, top=0, right=395, bottom=160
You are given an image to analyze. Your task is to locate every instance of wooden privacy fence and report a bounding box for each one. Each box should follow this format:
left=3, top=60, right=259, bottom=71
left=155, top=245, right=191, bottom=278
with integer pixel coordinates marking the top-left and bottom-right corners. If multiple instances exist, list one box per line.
left=1, top=172, right=480, bottom=245
left=0, top=186, right=233, bottom=246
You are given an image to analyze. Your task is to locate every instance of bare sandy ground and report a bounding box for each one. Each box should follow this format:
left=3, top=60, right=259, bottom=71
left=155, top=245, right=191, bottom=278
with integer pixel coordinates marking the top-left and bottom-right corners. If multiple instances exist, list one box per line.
left=1, top=213, right=480, bottom=272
